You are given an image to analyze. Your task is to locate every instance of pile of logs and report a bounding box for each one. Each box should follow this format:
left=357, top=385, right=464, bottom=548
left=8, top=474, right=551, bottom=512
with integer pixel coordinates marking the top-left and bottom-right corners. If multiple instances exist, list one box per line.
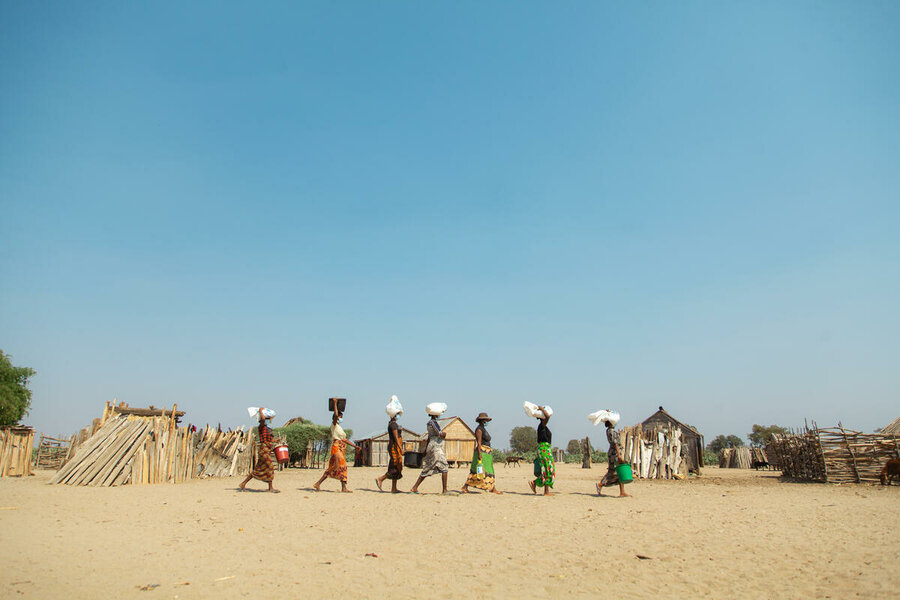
left=34, top=435, right=71, bottom=469
left=618, top=424, right=686, bottom=479
left=767, top=424, right=900, bottom=484
left=0, top=426, right=35, bottom=477
left=719, top=447, right=751, bottom=468
left=51, top=402, right=255, bottom=486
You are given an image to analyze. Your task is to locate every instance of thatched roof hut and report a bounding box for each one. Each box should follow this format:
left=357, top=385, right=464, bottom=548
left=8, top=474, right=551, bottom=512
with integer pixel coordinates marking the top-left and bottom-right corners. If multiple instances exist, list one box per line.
left=641, top=406, right=704, bottom=473
left=880, top=416, right=900, bottom=436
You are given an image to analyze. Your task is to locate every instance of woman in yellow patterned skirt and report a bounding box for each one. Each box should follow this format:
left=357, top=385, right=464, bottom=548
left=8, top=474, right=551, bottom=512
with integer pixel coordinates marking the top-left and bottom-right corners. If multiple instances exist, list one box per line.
left=314, top=406, right=361, bottom=493
left=461, top=412, right=502, bottom=494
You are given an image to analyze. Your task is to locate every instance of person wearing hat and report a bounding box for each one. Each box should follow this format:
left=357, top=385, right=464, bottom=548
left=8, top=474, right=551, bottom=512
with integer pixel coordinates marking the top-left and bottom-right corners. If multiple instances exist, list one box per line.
left=410, top=405, right=450, bottom=494
left=461, top=412, right=502, bottom=494
left=375, top=407, right=405, bottom=493
left=596, top=417, right=631, bottom=498
left=238, top=407, right=280, bottom=493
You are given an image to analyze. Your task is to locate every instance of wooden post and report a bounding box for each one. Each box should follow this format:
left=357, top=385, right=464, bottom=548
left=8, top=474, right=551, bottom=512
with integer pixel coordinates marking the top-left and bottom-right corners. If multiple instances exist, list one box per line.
left=582, top=437, right=592, bottom=469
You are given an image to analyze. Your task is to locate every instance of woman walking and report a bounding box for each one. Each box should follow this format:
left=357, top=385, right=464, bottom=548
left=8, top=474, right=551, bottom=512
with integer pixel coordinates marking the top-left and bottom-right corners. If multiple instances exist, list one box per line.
left=597, top=417, right=630, bottom=498
left=461, top=412, right=502, bottom=494
left=314, top=405, right=361, bottom=492
left=410, top=407, right=450, bottom=494
left=375, top=411, right=404, bottom=493
left=238, top=407, right=280, bottom=493
left=529, top=405, right=555, bottom=496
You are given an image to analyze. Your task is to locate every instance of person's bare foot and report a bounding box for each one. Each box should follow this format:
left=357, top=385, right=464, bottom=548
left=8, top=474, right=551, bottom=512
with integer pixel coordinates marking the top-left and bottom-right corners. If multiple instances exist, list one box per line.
left=312, top=483, right=320, bottom=491
left=619, top=493, right=631, bottom=498
left=269, top=488, right=281, bottom=493
left=491, top=489, right=503, bottom=495
left=375, top=478, right=383, bottom=491
left=341, top=488, right=353, bottom=493
left=544, top=490, right=554, bottom=496
left=460, top=487, right=469, bottom=494
left=529, top=481, right=536, bottom=494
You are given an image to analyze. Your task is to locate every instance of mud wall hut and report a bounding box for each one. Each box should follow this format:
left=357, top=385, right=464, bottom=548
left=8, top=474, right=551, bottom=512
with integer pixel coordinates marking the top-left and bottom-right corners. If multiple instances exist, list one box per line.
left=641, top=406, right=704, bottom=473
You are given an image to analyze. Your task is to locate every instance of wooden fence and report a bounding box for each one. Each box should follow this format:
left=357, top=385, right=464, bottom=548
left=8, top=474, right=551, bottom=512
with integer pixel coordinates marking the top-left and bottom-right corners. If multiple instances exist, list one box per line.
left=767, top=425, right=900, bottom=484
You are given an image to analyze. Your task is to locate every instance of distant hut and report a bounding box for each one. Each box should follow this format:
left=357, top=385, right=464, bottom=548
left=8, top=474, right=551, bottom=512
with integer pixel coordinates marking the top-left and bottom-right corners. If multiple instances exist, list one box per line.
left=354, top=427, right=423, bottom=467
left=641, top=406, right=704, bottom=473
left=880, top=416, right=900, bottom=436
left=0, top=426, right=35, bottom=477
left=433, top=416, right=477, bottom=467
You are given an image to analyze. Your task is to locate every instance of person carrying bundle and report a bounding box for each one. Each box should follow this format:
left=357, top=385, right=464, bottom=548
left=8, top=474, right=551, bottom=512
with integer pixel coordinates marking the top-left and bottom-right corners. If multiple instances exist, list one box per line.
left=238, top=407, right=280, bottom=493
left=528, top=405, right=555, bottom=496
left=410, top=403, right=450, bottom=494
left=595, top=412, right=630, bottom=498
left=314, top=404, right=361, bottom=493
left=376, top=396, right=405, bottom=493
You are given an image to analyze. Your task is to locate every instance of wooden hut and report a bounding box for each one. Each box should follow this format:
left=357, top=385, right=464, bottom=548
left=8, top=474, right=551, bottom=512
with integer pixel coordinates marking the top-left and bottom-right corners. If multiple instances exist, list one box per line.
left=434, top=416, right=477, bottom=467
left=0, top=426, right=35, bottom=477
left=880, top=415, right=900, bottom=436
left=641, top=406, right=704, bottom=473
left=354, top=427, right=423, bottom=467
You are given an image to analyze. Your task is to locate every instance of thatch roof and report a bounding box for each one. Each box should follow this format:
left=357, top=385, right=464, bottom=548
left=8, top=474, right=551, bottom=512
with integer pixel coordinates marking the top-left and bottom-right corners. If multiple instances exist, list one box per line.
left=880, top=415, right=900, bottom=436
left=642, top=406, right=702, bottom=437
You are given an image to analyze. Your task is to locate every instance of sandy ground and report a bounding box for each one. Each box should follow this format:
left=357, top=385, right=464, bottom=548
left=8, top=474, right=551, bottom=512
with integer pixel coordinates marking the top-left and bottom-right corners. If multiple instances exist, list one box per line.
left=1, top=463, right=899, bottom=599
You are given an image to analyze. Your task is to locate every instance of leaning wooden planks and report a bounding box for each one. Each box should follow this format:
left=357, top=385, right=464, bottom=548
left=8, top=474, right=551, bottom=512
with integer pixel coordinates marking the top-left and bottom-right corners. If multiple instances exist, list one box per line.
left=618, top=424, right=686, bottom=479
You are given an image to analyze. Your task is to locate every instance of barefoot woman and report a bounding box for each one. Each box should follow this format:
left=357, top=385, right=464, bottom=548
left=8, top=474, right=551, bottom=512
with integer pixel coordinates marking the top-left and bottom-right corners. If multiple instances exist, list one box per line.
left=461, top=412, right=501, bottom=494
left=238, top=407, right=280, bottom=493
left=314, top=405, right=360, bottom=492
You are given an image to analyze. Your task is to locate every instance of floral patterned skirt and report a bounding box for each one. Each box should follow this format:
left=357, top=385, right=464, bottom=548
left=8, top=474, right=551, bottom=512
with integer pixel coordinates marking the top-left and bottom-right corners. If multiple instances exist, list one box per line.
left=385, top=440, right=403, bottom=480
left=534, top=442, right=555, bottom=488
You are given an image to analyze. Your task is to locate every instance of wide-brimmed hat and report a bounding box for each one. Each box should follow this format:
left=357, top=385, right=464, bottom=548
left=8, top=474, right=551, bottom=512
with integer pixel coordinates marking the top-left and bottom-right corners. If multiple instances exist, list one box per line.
left=475, top=412, right=492, bottom=422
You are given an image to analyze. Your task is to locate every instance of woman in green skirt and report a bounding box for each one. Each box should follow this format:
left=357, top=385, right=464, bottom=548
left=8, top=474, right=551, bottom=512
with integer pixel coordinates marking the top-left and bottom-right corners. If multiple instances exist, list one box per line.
left=461, top=412, right=502, bottom=494
left=529, top=405, right=555, bottom=496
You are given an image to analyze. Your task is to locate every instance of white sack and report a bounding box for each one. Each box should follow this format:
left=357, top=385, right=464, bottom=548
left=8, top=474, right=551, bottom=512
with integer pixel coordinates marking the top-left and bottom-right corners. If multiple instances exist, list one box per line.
left=426, top=402, right=447, bottom=416
left=386, top=395, right=403, bottom=418
left=588, top=409, right=620, bottom=427
left=248, top=406, right=276, bottom=420
left=524, top=401, right=552, bottom=419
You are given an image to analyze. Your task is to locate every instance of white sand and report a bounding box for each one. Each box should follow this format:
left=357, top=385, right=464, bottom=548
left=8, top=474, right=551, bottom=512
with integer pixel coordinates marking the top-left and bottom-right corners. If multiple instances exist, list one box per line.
left=2, top=464, right=898, bottom=599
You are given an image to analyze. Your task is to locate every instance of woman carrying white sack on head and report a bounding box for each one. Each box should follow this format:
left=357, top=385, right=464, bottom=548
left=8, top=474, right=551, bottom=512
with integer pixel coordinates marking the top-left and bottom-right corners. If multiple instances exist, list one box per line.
left=410, top=403, right=450, bottom=494
left=376, top=396, right=405, bottom=493
left=525, top=402, right=555, bottom=496
left=589, top=410, right=631, bottom=498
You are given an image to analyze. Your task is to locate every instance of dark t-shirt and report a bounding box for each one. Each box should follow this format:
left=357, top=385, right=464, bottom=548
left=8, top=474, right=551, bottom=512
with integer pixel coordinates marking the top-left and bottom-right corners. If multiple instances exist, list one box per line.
left=476, top=423, right=492, bottom=447
left=537, top=422, right=552, bottom=445
left=387, top=420, right=400, bottom=447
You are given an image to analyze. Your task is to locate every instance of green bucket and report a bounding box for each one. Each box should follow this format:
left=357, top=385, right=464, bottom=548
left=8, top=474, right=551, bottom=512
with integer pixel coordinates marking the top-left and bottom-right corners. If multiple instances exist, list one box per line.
left=615, top=463, right=633, bottom=484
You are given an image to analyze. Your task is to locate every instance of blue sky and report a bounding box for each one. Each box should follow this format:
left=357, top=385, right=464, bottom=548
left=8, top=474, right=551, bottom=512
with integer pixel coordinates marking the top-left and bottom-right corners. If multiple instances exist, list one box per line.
left=2, top=2, right=898, bottom=447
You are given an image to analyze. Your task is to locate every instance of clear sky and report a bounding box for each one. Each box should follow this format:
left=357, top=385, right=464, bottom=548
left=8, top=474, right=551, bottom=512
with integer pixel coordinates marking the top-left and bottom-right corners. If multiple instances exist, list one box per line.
left=2, top=2, right=898, bottom=448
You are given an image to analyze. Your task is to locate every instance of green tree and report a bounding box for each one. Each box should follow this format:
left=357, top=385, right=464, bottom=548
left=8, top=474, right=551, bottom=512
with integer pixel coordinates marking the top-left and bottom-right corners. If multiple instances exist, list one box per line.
left=748, top=424, right=789, bottom=447
left=273, top=421, right=353, bottom=462
left=0, top=351, right=36, bottom=427
left=509, top=425, right=537, bottom=454
left=566, top=439, right=582, bottom=455
left=707, top=434, right=745, bottom=454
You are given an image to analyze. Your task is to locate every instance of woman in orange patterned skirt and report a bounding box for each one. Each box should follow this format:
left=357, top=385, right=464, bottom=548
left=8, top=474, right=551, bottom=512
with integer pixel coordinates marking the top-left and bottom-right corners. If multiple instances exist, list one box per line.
left=314, top=406, right=360, bottom=493
left=238, top=408, right=280, bottom=493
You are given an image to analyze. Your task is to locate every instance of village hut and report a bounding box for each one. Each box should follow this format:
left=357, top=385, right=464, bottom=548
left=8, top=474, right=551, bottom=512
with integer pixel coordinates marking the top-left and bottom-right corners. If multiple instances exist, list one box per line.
left=433, top=416, right=477, bottom=467
left=354, top=427, right=424, bottom=467
left=880, top=415, right=900, bottom=436
left=0, top=426, right=35, bottom=477
left=641, top=406, right=704, bottom=473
